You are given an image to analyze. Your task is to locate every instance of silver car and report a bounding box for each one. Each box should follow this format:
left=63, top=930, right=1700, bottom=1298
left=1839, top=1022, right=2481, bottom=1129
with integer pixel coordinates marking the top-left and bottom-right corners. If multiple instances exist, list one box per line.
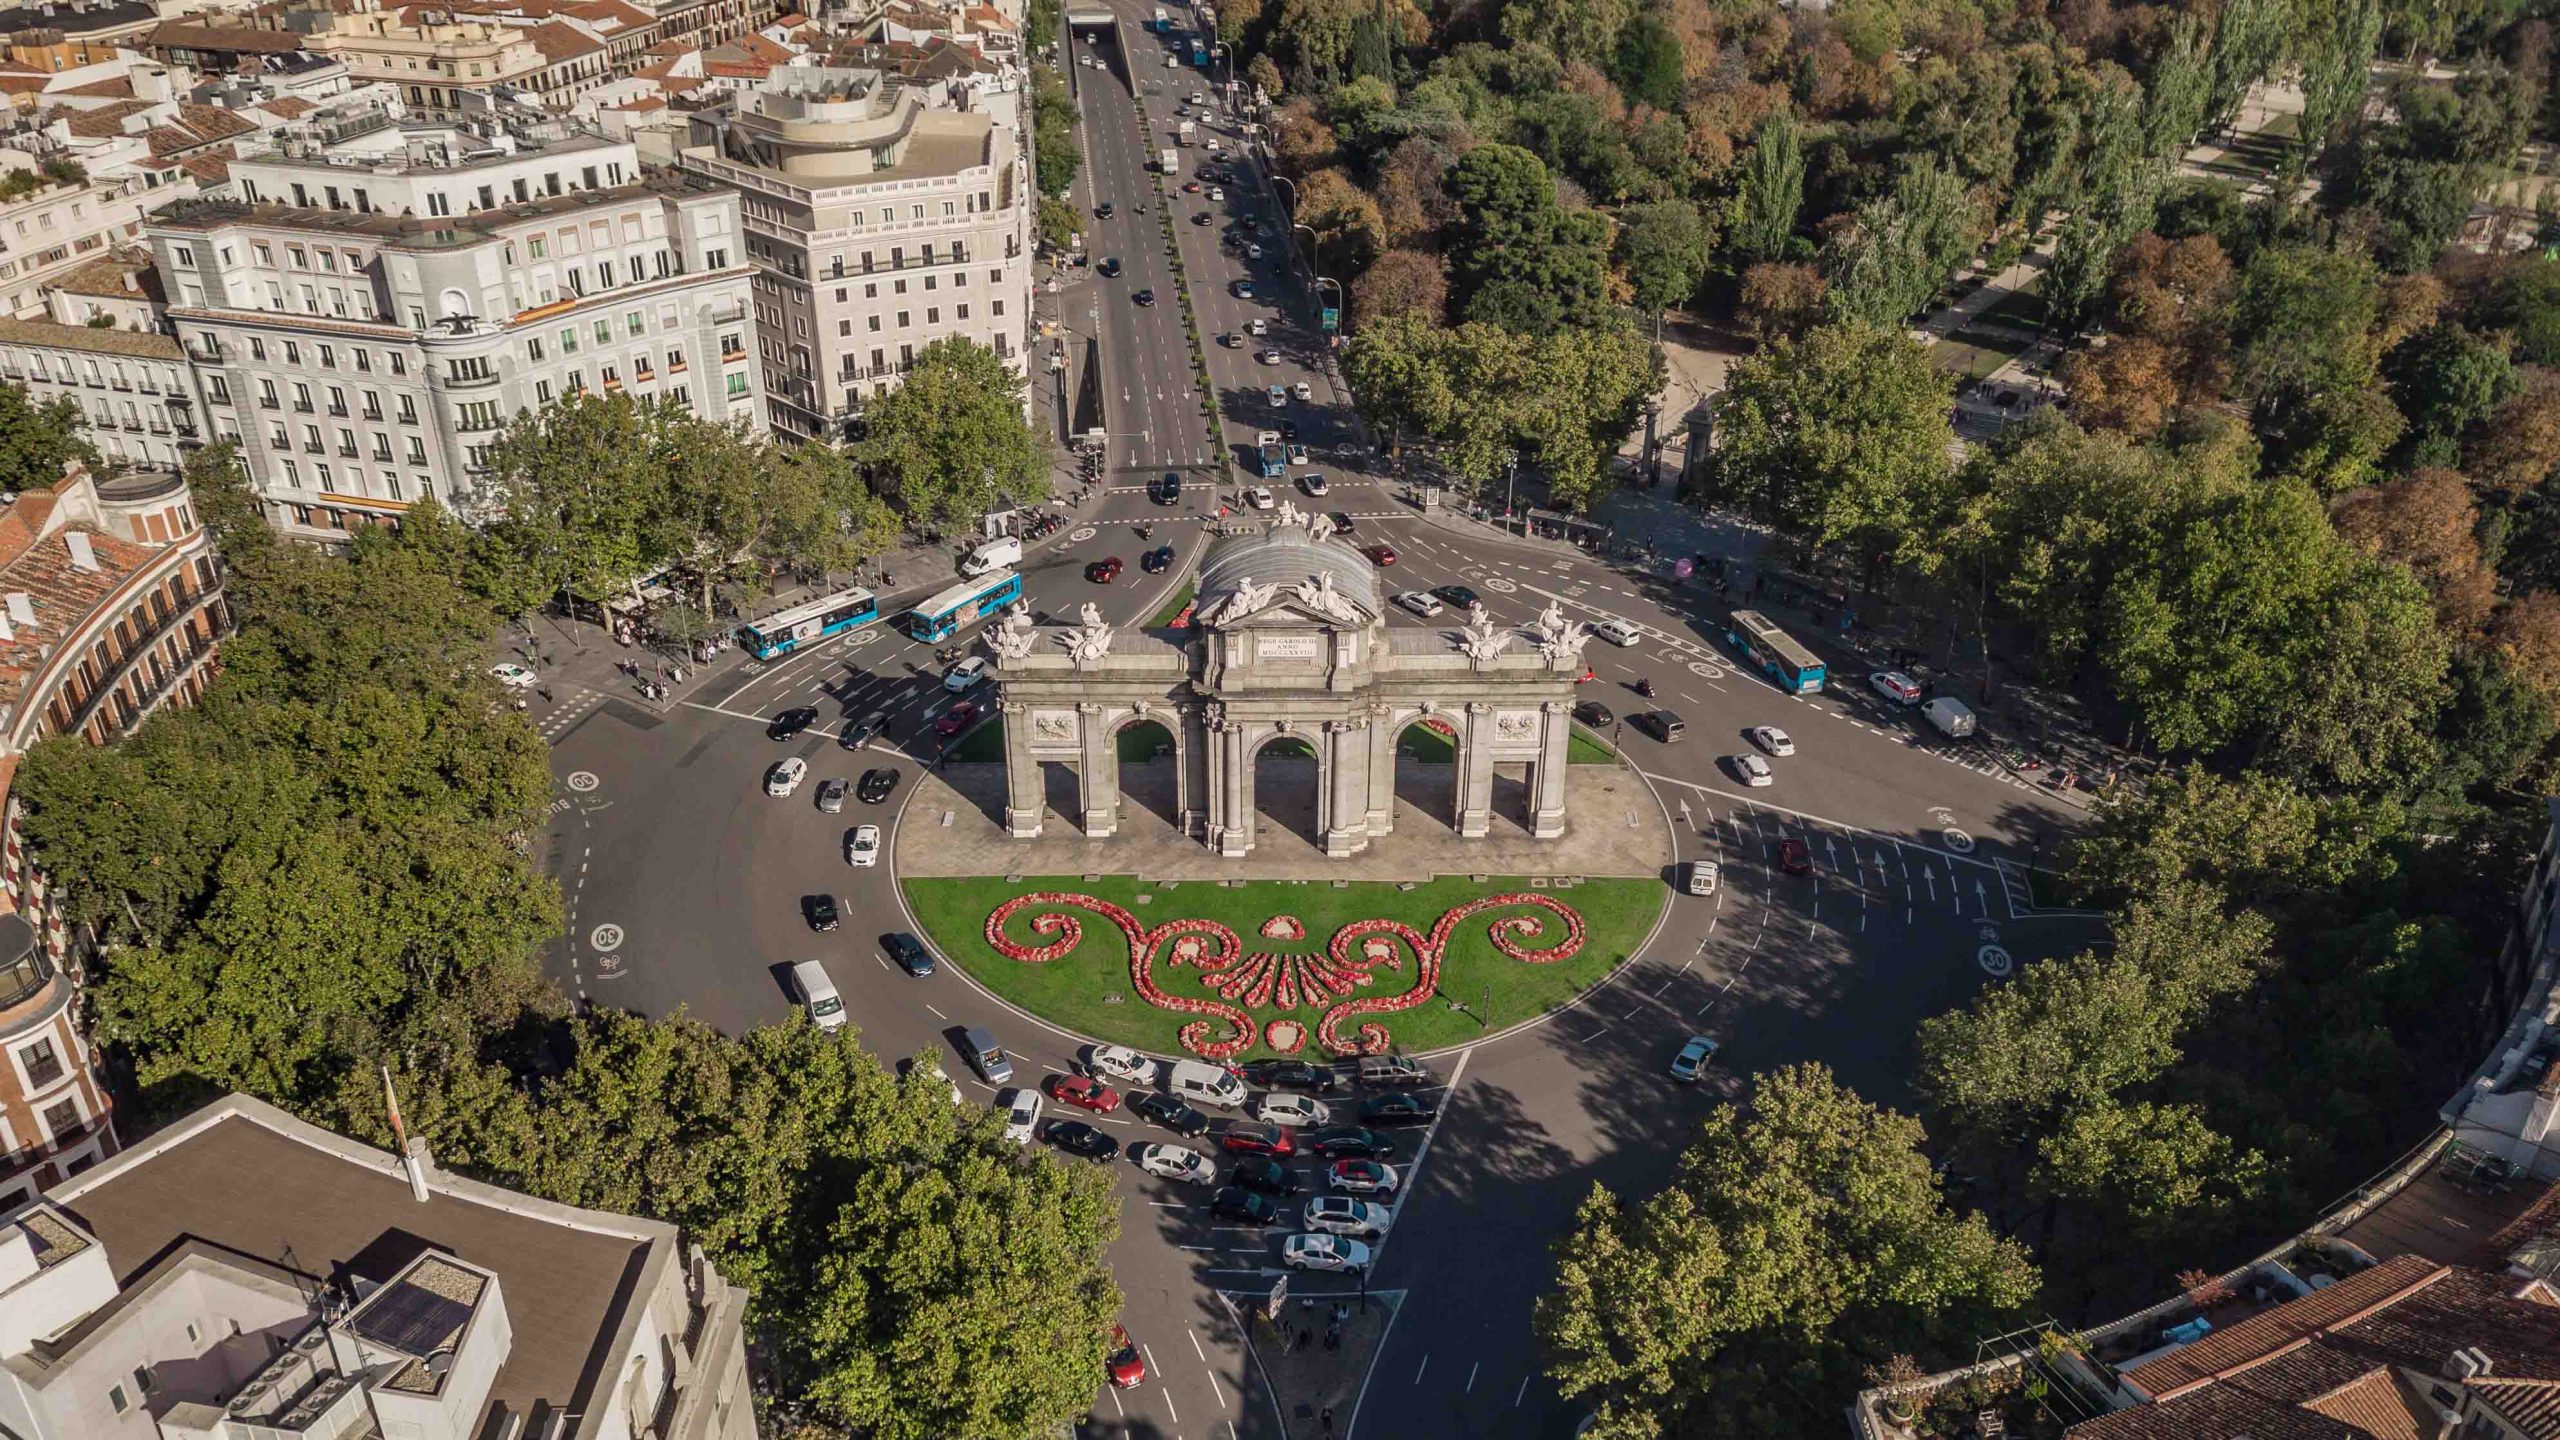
left=1393, top=591, right=1443, bottom=618
left=1302, top=1196, right=1391, bottom=1238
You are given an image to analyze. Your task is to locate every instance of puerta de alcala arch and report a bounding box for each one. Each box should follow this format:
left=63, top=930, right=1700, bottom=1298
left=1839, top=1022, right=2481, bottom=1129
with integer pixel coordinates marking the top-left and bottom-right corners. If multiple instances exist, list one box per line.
left=987, top=510, right=1593, bottom=858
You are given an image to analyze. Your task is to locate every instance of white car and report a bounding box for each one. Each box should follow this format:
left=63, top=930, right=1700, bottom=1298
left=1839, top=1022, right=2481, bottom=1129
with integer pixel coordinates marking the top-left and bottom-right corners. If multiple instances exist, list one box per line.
left=905, top=1055, right=965, bottom=1106
left=1669, top=1035, right=1720, bottom=1082
left=1267, top=384, right=1287, bottom=408
left=1209, top=186, right=1226, bottom=200
left=847, top=823, right=881, bottom=867
left=1190, top=91, right=1206, bottom=104
left=1282, top=1233, right=1373, bottom=1273
left=1246, top=317, right=1269, bottom=335
left=1749, top=725, right=1795, bottom=756
left=1246, top=243, right=1264, bottom=260
left=1246, top=485, right=1275, bottom=510
left=1592, top=618, right=1642, bottom=647
left=1870, top=670, right=1923, bottom=705
left=1394, top=591, right=1443, bottom=618
left=1734, top=753, right=1774, bottom=787
left=1257, top=349, right=1284, bottom=365
left=1302, top=1197, right=1391, bottom=1238
left=765, top=757, right=808, bottom=796
left=944, top=655, right=990, bottom=691
left=1256, top=1093, right=1331, bottom=1127
left=1087, top=1045, right=1158, bottom=1085
left=1291, top=380, right=1313, bottom=401
left=1328, top=1160, right=1401, bottom=1195
left=1001, top=1087, right=1044, bottom=1144
left=490, top=662, right=538, bottom=689
left=1131, top=1142, right=1217, bottom=1184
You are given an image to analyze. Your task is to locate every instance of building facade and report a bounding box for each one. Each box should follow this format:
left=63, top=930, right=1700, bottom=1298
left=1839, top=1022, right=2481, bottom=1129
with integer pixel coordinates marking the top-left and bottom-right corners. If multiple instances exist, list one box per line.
left=146, top=115, right=761, bottom=539
left=0, top=315, right=203, bottom=472
left=304, top=13, right=549, bottom=119
left=0, top=161, right=154, bottom=320
left=0, top=461, right=226, bottom=1206
left=2, top=1091, right=758, bottom=1440
left=676, top=66, right=1029, bottom=440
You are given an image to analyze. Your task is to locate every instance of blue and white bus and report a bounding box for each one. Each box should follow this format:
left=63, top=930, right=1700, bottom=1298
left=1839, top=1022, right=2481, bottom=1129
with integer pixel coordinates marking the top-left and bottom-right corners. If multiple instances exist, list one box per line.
left=739, top=586, right=879, bottom=660
left=907, top=571, right=1023, bottom=642
left=1726, top=609, right=1827, bottom=693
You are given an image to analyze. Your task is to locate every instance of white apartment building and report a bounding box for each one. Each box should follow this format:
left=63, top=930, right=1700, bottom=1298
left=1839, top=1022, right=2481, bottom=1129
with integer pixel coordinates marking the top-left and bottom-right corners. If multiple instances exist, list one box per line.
left=0, top=1091, right=757, bottom=1440
left=0, top=316, right=203, bottom=471
left=304, top=12, right=550, bottom=119
left=676, top=66, right=1030, bottom=441
left=0, top=157, right=154, bottom=320
left=143, top=114, right=762, bottom=541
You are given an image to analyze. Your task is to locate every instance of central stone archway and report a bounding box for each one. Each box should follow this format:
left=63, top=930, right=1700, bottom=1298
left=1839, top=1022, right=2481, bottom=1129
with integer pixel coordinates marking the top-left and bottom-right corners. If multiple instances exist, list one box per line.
left=991, top=512, right=1591, bottom=859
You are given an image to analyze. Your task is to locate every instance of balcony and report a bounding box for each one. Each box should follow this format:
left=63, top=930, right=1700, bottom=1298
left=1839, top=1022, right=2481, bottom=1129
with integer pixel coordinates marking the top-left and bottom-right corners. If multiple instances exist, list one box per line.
left=362, top=407, right=383, bottom=422
left=0, top=923, right=54, bottom=1015
left=61, top=590, right=220, bottom=740
left=444, top=368, right=501, bottom=390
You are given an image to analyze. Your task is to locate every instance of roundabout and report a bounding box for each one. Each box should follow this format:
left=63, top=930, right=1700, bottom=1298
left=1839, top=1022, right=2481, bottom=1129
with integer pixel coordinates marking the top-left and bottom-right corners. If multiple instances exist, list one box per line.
left=903, top=874, right=1664, bottom=1061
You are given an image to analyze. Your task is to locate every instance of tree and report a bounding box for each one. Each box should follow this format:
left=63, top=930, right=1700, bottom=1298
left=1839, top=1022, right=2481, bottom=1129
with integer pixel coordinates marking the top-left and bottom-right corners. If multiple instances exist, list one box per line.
left=1498, top=0, right=1632, bottom=68
left=1735, top=261, right=1826, bottom=341
left=1349, top=248, right=1450, bottom=328
left=1709, top=322, right=1954, bottom=579
left=1609, top=8, right=1685, bottom=111
left=2205, top=0, right=2289, bottom=132
left=479, top=394, right=674, bottom=613
left=1030, top=66, right=1080, bottom=198
left=2468, top=373, right=2560, bottom=492
left=2329, top=468, right=2497, bottom=635
left=1246, top=51, right=1285, bottom=99
left=2491, top=591, right=2560, bottom=707
left=1729, top=110, right=1805, bottom=264
left=1537, top=1065, right=2035, bottom=1439
left=1520, top=322, right=1660, bottom=512
left=1822, top=154, right=1983, bottom=328
left=1035, top=195, right=1078, bottom=252
left=2042, top=71, right=2162, bottom=329
left=2104, top=231, right=2235, bottom=398
left=857, top=337, right=1050, bottom=533
left=1443, top=145, right=1614, bottom=334
left=1615, top=200, right=1714, bottom=316
left=2035, top=1099, right=2268, bottom=1242
left=2473, top=256, right=2560, bottom=366
left=2383, top=322, right=2515, bottom=468
left=2060, top=336, right=2183, bottom=438
left=0, top=381, right=99, bottom=493
left=2300, top=0, right=2385, bottom=151
left=2142, top=17, right=2214, bottom=161
left=2232, top=247, right=2404, bottom=491
left=1297, top=165, right=1388, bottom=271
left=2261, top=556, right=2448, bottom=790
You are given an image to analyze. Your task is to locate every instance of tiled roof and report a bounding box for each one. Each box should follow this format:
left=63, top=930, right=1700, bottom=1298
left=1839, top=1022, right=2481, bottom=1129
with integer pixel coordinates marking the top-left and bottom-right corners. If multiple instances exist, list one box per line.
left=0, top=482, right=157, bottom=722
left=257, top=94, right=315, bottom=118
left=55, top=74, right=135, bottom=98
left=46, top=252, right=161, bottom=299
left=142, top=20, right=308, bottom=53
left=2479, top=1380, right=2560, bottom=1440
left=2125, top=1257, right=2448, bottom=1396
left=2073, top=1383, right=2366, bottom=1440
left=569, top=0, right=653, bottom=30
left=176, top=151, right=229, bottom=183
left=526, top=20, right=605, bottom=61
left=719, top=30, right=790, bottom=61
left=2297, top=1367, right=2432, bottom=1440
left=59, top=97, right=150, bottom=136
left=0, top=316, right=183, bottom=359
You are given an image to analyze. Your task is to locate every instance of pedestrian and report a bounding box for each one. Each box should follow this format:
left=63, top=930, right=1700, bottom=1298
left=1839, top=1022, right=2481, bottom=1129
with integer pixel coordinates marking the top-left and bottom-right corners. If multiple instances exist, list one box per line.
left=1322, top=1407, right=1334, bottom=1435
left=1297, top=1327, right=1312, bottom=1353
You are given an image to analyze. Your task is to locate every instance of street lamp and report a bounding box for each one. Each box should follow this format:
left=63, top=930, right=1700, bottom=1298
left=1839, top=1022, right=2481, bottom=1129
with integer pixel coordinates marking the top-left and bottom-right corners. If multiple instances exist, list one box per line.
left=1502, top=447, right=1519, bottom=533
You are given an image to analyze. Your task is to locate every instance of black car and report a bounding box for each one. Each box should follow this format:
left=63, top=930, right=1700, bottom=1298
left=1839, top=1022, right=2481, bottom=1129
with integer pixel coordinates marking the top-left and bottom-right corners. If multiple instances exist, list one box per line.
left=1278, top=420, right=1298, bottom=441
left=840, top=712, right=885, bottom=750
left=1631, top=710, right=1686, bottom=742
left=1432, top=584, right=1480, bottom=608
left=1194, top=211, right=1214, bottom=225
left=1140, top=544, right=1175, bottom=574
left=1132, top=1091, right=1211, bottom=1137
left=1042, top=1119, right=1119, bottom=1161
left=769, top=707, right=818, bottom=741
left=1098, top=255, right=1121, bottom=276
left=1133, top=288, right=1157, bottom=306
left=1096, top=202, right=1116, bottom=219
left=1306, top=1126, right=1396, bottom=1159
left=1154, top=472, right=1184, bottom=505
left=1574, top=700, right=1613, bottom=728
left=1360, top=1092, right=1438, bottom=1126
left=857, top=767, right=900, bottom=803
left=804, top=894, right=841, bottom=932
left=882, top=931, right=935, bottom=977
left=1243, top=1059, right=1341, bottom=1094
left=1330, top=512, right=1356, bottom=534
left=1230, top=1156, right=1300, bottom=1195
left=1209, top=1186, right=1280, bottom=1224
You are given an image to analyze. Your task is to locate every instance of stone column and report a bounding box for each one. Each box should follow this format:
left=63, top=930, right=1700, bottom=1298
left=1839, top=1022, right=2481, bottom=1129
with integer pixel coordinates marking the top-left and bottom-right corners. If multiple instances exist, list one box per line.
left=1078, top=702, right=1117, bottom=837
left=1001, top=701, right=1042, bottom=839
left=1457, top=701, right=1495, bottom=838
left=1363, top=703, right=1396, bottom=836
left=1323, top=716, right=1369, bottom=858
left=1208, top=712, right=1252, bottom=857
left=1531, top=699, right=1571, bottom=839
left=1172, top=702, right=1200, bottom=839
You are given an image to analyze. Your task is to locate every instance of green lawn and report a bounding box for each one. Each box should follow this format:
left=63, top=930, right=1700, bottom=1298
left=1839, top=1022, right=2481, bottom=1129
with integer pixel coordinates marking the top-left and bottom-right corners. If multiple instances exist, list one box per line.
left=903, top=873, right=1665, bottom=1059
left=1149, top=582, right=1197, bottom=628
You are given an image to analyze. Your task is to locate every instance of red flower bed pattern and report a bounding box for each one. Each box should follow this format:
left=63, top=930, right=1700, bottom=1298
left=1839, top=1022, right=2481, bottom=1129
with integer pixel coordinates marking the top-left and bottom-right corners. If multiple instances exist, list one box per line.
left=982, top=891, right=1587, bottom=1058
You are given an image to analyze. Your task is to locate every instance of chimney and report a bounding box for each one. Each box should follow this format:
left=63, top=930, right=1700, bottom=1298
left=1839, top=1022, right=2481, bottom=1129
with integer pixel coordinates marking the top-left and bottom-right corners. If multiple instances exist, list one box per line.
left=2450, top=1346, right=2494, bottom=1380
left=400, top=1135, right=434, bottom=1202
left=120, top=269, right=137, bottom=292
left=63, top=532, right=95, bottom=572
left=4, top=594, right=33, bottom=629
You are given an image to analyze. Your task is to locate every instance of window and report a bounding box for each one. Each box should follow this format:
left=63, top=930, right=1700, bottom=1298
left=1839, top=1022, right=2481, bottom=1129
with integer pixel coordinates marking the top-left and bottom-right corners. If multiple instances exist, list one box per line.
left=593, top=319, right=611, bottom=345
left=107, top=1385, right=128, bottom=1416
left=560, top=327, right=579, bottom=354
left=529, top=235, right=547, bottom=260
left=527, top=337, right=545, bottom=362
left=726, top=372, right=748, bottom=397
left=15, top=1035, right=63, bottom=1090
left=41, top=1096, right=78, bottom=1140
left=535, top=379, right=553, bottom=404
left=927, top=308, right=938, bottom=324
left=897, top=311, right=910, bottom=328
left=993, top=299, right=1005, bottom=316
left=626, top=311, right=645, bottom=336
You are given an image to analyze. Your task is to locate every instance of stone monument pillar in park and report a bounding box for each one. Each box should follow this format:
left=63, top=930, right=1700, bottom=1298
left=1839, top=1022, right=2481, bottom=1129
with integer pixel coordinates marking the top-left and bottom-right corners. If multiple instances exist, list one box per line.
left=988, top=510, right=1589, bottom=857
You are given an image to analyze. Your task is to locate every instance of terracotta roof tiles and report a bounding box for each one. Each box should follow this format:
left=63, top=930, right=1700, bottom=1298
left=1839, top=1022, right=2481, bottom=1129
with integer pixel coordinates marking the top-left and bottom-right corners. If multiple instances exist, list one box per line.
left=2125, top=1258, right=2449, bottom=1397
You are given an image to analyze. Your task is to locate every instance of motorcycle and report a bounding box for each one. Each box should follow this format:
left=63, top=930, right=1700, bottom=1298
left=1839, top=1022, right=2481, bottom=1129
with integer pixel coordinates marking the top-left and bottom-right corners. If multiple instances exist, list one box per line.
left=1636, top=678, right=1656, bottom=698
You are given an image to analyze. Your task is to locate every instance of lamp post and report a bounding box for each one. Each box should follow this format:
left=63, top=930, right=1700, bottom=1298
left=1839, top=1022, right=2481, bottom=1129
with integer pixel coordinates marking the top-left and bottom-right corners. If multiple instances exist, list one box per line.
left=1502, top=447, right=1519, bottom=534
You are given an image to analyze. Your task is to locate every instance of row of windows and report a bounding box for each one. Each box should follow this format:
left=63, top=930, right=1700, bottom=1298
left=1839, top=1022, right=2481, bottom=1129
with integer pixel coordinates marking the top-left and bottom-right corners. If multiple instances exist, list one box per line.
left=273, top=460, right=431, bottom=505
left=43, top=565, right=219, bottom=742
left=266, top=420, right=430, bottom=467
left=234, top=335, right=410, bottom=377
left=252, top=380, right=419, bottom=427
left=0, top=351, right=185, bottom=394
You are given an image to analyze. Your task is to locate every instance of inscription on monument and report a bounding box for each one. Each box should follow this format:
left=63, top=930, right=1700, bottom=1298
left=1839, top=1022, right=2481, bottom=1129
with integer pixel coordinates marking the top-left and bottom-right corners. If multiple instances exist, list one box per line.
left=1256, top=632, right=1324, bottom=662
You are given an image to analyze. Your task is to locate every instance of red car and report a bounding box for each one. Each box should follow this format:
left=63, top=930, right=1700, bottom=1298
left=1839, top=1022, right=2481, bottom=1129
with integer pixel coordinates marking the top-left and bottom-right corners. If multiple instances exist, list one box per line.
left=933, top=701, right=981, bottom=738
left=1047, top=1073, right=1123, bottom=1114
left=1086, top=556, right=1124, bottom=583
left=1364, top=543, right=1397, bottom=566
left=1107, top=1324, right=1146, bottom=1388
left=1219, top=1123, right=1295, bottom=1157
left=1778, top=837, right=1813, bottom=875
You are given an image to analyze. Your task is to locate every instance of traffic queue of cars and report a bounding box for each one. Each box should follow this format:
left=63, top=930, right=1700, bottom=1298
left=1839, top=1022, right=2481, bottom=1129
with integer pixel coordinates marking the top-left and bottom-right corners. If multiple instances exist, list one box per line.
left=993, top=1046, right=1442, bottom=1276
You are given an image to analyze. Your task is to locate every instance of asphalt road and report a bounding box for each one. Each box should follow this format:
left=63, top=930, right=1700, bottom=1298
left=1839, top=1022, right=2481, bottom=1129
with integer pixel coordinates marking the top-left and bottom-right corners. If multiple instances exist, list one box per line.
left=531, top=12, right=2107, bottom=1437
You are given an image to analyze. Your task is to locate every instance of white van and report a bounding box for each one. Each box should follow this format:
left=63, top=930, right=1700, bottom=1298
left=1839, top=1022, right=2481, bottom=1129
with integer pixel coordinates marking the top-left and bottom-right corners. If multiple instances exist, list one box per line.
left=791, top=960, right=846, bottom=1031
left=961, top=536, right=1022, bottom=577
left=1167, top=1058, right=1247, bottom=1110
left=1924, top=696, right=1976, bottom=738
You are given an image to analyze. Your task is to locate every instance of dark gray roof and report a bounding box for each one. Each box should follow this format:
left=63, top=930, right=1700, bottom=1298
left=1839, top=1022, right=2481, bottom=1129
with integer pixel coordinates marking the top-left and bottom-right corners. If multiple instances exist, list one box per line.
left=1195, top=524, right=1379, bottom=622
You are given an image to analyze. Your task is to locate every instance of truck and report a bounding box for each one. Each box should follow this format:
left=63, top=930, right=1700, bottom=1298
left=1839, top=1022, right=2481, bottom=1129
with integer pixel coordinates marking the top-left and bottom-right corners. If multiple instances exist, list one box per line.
left=1177, top=119, right=1195, bottom=145
left=1159, top=147, right=1178, bottom=175
left=1256, top=430, right=1287, bottom=479
left=1923, top=696, right=1976, bottom=739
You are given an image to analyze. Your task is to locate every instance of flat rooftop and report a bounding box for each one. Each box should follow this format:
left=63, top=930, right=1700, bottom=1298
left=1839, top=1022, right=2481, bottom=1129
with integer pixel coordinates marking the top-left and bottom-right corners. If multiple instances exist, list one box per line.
left=49, top=1097, right=666, bottom=1432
